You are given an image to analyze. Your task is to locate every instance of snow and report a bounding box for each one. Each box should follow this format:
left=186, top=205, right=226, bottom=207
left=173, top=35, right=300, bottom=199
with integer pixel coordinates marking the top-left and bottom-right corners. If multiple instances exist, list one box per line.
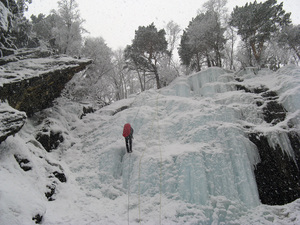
left=0, top=53, right=92, bottom=87
left=1, top=66, right=300, bottom=224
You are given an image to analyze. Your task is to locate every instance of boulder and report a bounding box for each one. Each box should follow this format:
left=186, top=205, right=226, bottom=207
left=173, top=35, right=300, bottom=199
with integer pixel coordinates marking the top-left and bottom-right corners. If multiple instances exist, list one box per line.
left=0, top=102, right=26, bottom=144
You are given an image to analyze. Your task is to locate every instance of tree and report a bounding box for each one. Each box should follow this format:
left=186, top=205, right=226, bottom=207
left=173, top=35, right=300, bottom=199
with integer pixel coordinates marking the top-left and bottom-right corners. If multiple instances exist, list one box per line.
left=125, top=23, right=168, bottom=89
left=279, top=25, right=300, bottom=61
left=31, top=14, right=54, bottom=41
left=230, top=0, right=291, bottom=66
left=179, top=10, right=226, bottom=71
left=51, top=0, right=85, bottom=55
left=78, top=37, right=114, bottom=105
left=11, top=15, right=34, bottom=48
left=263, top=40, right=296, bottom=70
left=224, top=24, right=237, bottom=70
left=202, top=0, right=228, bottom=25
left=82, top=37, right=113, bottom=78
left=112, top=48, right=136, bottom=100
left=124, top=44, right=148, bottom=92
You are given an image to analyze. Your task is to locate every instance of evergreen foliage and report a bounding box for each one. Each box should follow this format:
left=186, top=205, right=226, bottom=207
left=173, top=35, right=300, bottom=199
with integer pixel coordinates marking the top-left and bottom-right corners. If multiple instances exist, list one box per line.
left=279, top=25, right=300, bottom=61
left=179, top=10, right=226, bottom=71
left=124, top=23, right=169, bottom=89
left=230, top=0, right=291, bottom=66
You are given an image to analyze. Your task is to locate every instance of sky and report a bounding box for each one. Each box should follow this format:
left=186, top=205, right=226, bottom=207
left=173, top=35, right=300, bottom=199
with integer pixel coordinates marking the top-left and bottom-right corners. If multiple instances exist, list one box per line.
left=25, top=0, right=300, bottom=51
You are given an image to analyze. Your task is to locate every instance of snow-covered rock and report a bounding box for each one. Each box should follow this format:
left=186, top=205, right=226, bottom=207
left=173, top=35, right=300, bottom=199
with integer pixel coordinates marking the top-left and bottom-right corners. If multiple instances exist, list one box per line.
left=0, top=49, right=92, bottom=116
left=0, top=48, right=92, bottom=144
left=0, top=1, right=11, bottom=32
left=0, top=102, right=26, bottom=143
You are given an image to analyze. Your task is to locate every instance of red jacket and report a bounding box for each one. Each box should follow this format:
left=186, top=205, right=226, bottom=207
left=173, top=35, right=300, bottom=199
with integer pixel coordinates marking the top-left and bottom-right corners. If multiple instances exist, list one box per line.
left=123, top=123, right=132, bottom=137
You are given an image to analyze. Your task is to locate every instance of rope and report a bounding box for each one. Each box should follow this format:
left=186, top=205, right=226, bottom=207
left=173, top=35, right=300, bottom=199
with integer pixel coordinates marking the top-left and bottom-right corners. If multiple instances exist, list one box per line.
left=126, top=93, right=144, bottom=224
left=131, top=93, right=144, bottom=126
left=127, top=153, right=131, bottom=225
left=156, top=92, right=163, bottom=225
left=137, top=92, right=158, bottom=224
left=138, top=91, right=163, bottom=224
left=138, top=113, right=155, bottom=224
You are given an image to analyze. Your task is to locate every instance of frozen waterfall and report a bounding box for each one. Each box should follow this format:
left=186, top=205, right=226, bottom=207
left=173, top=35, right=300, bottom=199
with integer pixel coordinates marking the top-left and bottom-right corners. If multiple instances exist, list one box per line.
left=87, top=67, right=265, bottom=223
left=2, top=66, right=300, bottom=224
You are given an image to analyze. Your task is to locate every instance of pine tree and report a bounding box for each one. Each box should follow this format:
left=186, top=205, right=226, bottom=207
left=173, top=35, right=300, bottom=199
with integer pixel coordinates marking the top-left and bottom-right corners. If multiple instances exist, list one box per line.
left=230, top=0, right=291, bottom=66
left=179, top=10, right=226, bottom=71
left=279, top=25, right=300, bottom=61
left=125, top=23, right=168, bottom=89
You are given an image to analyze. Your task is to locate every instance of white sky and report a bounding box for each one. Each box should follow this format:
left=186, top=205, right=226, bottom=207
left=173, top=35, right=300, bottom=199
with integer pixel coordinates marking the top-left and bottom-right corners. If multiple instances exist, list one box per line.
left=25, top=0, right=300, bottom=51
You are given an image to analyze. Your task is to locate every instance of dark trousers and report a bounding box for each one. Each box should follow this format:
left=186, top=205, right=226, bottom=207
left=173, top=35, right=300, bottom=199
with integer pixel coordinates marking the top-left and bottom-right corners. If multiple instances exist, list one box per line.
left=125, top=136, right=132, bottom=153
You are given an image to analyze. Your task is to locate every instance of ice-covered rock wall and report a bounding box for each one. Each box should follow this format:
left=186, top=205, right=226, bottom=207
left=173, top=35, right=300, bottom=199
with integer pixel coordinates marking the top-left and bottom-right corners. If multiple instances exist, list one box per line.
left=83, top=67, right=266, bottom=223
left=91, top=66, right=300, bottom=221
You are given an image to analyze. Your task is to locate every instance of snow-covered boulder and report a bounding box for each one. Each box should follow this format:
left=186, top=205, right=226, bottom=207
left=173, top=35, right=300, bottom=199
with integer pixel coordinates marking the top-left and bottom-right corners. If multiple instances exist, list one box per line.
left=0, top=102, right=26, bottom=143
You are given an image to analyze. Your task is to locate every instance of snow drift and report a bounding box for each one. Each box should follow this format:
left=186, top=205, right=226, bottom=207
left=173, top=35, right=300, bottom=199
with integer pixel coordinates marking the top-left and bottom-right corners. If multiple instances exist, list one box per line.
left=1, top=66, right=300, bottom=224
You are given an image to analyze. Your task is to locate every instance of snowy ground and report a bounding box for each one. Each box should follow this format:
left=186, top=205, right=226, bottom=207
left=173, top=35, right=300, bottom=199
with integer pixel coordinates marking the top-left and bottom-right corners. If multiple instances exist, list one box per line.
left=1, top=66, right=300, bottom=224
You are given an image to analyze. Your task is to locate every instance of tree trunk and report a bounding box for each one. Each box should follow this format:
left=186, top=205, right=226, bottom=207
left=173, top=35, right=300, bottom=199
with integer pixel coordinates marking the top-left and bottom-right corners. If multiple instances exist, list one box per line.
left=251, top=40, right=264, bottom=66
left=134, top=63, right=145, bottom=92
left=206, top=53, right=211, bottom=67
left=137, top=70, right=145, bottom=92
left=152, top=64, right=161, bottom=89
left=230, top=38, right=234, bottom=70
left=155, top=70, right=161, bottom=89
left=196, top=53, right=201, bottom=71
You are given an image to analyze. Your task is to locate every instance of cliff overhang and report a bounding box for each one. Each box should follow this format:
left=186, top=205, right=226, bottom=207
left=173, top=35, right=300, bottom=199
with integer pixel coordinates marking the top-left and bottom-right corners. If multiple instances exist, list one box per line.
left=0, top=48, right=92, bottom=143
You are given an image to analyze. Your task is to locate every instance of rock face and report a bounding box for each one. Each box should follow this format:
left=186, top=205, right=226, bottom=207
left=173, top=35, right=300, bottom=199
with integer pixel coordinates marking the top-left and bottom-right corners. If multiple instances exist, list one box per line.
left=249, top=132, right=300, bottom=205
left=236, top=81, right=300, bottom=205
left=0, top=48, right=92, bottom=143
left=0, top=48, right=92, bottom=116
left=0, top=102, right=26, bottom=143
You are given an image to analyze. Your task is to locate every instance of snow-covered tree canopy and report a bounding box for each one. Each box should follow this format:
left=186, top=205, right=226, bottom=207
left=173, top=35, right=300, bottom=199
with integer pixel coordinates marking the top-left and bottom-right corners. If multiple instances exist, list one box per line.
left=230, top=0, right=291, bottom=66
left=179, top=10, right=226, bottom=71
left=125, top=23, right=169, bottom=89
left=279, top=25, right=300, bottom=61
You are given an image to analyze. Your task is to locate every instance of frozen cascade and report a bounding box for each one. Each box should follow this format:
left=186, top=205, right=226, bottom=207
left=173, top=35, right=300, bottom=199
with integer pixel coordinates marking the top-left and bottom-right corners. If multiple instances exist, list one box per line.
left=84, top=67, right=264, bottom=223
left=2, top=66, right=300, bottom=224
left=48, top=66, right=300, bottom=223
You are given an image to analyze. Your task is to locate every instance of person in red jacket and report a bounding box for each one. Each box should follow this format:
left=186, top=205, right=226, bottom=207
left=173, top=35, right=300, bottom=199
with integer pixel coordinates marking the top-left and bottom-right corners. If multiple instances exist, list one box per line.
left=123, top=123, right=134, bottom=153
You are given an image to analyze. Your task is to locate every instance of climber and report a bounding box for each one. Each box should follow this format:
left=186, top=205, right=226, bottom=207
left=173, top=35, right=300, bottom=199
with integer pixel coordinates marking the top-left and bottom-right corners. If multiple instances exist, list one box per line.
left=123, top=123, right=134, bottom=153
